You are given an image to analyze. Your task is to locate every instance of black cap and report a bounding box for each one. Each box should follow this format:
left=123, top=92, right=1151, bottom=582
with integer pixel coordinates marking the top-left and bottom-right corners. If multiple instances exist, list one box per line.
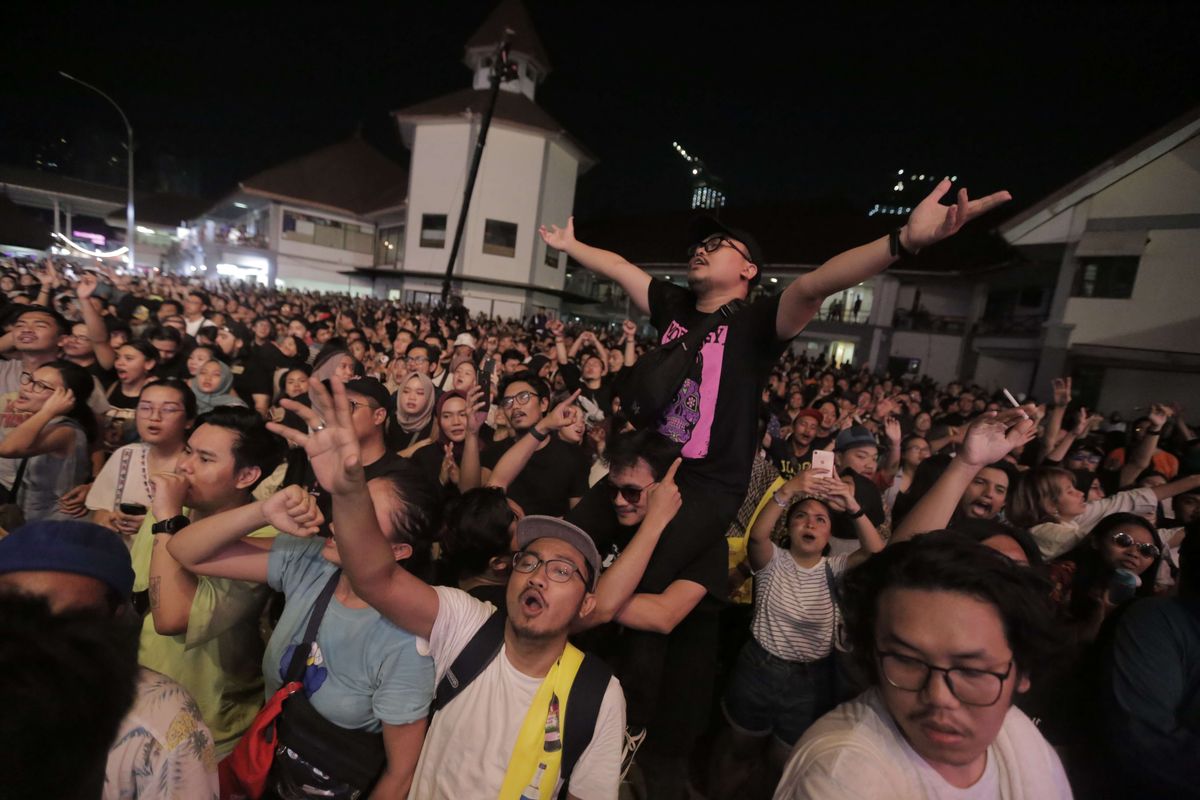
left=688, top=215, right=765, bottom=270
left=343, top=377, right=391, bottom=409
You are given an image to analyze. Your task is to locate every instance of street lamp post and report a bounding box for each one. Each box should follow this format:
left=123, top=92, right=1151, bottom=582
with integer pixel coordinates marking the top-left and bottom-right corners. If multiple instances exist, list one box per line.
left=59, top=71, right=135, bottom=270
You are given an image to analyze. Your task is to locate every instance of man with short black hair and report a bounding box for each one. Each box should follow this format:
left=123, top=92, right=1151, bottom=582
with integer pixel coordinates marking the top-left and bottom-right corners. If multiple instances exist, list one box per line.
left=132, top=406, right=286, bottom=755
left=775, top=532, right=1070, bottom=798
left=768, top=408, right=822, bottom=479
left=476, top=375, right=589, bottom=517
left=182, top=290, right=212, bottom=337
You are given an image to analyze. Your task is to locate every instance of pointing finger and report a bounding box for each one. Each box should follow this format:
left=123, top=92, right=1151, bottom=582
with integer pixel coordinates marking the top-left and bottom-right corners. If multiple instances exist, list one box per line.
left=663, top=457, right=682, bottom=483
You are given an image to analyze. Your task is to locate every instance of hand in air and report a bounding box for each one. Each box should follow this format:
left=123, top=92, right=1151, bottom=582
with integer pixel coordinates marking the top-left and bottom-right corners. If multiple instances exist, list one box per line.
left=902, top=180, right=1012, bottom=251
left=645, top=458, right=683, bottom=526
left=268, top=377, right=365, bottom=495
left=958, top=409, right=1036, bottom=468
left=538, top=217, right=577, bottom=251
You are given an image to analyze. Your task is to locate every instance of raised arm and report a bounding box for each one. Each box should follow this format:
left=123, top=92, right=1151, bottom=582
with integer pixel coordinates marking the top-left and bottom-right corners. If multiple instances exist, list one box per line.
left=456, top=385, right=487, bottom=491
left=582, top=459, right=681, bottom=628
left=539, top=218, right=652, bottom=316
left=1120, top=403, right=1170, bottom=487
left=75, top=274, right=116, bottom=370
left=892, top=410, right=1035, bottom=545
left=166, top=485, right=324, bottom=584
left=547, top=319, right=570, bottom=366
left=747, top=471, right=824, bottom=571
left=622, top=319, right=638, bottom=367
left=776, top=181, right=1011, bottom=340
left=487, top=390, right=580, bottom=491
left=822, top=478, right=885, bottom=568
left=268, top=377, right=440, bottom=640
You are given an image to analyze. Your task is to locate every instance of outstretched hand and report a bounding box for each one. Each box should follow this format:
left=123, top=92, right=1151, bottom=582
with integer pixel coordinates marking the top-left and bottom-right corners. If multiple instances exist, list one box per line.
left=267, top=377, right=365, bottom=495
left=262, top=485, right=324, bottom=537
left=537, top=389, right=582, bottom=432
left=958, top=410, right=1036, bottom=468
left=538, top=217, right=577, bottom=251
left=903, top=180, right=1012, bottom=251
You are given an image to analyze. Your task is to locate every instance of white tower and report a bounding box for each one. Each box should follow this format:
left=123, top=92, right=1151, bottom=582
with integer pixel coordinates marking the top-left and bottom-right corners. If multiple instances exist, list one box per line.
left=392, top=0, right=595, bottom=318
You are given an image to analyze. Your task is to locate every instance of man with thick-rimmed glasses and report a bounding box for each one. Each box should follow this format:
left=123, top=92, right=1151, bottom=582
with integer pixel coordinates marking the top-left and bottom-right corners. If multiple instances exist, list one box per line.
left=775, top=532, right=1070, bottom=799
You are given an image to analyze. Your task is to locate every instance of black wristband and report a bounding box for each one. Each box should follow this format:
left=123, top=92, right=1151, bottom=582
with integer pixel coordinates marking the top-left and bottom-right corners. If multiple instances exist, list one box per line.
left=151, top=515, right=191, bottom=535
left=529, top=426, right=550, bottom=442
left=847, top=507, right=866, bottom=519
left=889, top=228, right=917, bottom=259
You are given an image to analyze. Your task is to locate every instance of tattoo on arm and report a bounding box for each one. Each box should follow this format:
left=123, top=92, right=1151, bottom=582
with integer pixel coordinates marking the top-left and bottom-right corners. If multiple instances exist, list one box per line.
left=149, top=576, right=161, bottom=610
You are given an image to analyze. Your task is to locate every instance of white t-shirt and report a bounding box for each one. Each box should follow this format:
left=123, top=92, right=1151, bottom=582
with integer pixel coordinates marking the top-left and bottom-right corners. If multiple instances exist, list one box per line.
left=751, top=545, right=849, bottom=662
left=774, top=688, right=1071, bottom=800
left=184, top=316, right=211, bottom=337
left=87, top=443, right=153, bottom=512
left=409, top=586, right=625, bottom=800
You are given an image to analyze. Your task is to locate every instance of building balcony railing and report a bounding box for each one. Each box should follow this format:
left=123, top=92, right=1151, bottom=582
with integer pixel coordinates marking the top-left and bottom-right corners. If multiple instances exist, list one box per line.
left=973, top=314, right=1046, bottom=337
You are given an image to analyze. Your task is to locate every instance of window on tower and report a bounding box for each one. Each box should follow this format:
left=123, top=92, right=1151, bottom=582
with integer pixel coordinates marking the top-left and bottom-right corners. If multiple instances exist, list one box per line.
left=483, top=219, right=518, bottom=258
left=420, top=214, right=448, bottom=248
left=545, top=245, right=562, bottom=269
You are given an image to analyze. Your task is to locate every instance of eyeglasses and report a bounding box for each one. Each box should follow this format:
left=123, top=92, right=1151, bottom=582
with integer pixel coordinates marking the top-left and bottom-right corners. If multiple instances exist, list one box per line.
left=347, top=399, right=377, bottom=413
left=499, top=390, right=536, bottom=409
left=1110, top=531, right=1160, bottom=559
left=137, top=402, right=185, bottom=416
left=688, top=235, right=753, bottom=263
left=877, top=651, right=1013, bottom=707
left=19, top=372, right=56, bottom=393
left=512, top=551, right=584, bottom=584
left=406, top=355, right=429, bottom=364
left=1069, top=452, right=1102, bottom=464
left=604, top=479, right=653, bottom=504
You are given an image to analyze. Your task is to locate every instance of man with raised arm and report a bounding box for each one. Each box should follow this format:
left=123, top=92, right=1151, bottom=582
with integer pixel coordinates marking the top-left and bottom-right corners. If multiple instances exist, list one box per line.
left=268, top=377, right=626, bottom=800
left=540, top=180, right=1011, bottom=593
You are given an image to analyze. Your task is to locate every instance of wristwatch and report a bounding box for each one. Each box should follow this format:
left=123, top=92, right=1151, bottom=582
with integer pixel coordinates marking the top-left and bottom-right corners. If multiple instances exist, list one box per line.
left=151, top=515, right=191, bottom=535
left=889, top=228, right=918, bottom=259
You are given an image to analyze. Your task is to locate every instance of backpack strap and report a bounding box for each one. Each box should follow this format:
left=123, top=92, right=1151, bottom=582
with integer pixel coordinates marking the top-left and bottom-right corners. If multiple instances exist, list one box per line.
left=431, top=609, right=507, bottom=713
left=284, top=569, right=341, bottom=684
left=556, top=653, right=612, bottom=799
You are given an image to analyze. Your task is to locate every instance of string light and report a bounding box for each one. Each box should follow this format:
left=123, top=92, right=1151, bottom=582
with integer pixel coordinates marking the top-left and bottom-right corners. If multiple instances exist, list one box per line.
left=51, top=231, right=129, bottom=259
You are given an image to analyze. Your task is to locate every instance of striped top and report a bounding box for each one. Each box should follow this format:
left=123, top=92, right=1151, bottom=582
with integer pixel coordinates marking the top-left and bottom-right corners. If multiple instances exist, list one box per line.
left=751, top=544, right=850, bottom=663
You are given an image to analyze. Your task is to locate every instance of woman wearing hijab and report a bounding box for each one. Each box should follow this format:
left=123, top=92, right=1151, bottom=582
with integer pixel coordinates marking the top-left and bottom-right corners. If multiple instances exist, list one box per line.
left=390, top=372, right=435, bottom=455
left=190, top=359, right=247, bottom=415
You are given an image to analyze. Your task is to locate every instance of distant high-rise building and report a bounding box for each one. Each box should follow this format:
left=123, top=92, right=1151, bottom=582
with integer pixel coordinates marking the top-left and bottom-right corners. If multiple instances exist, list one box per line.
left=868, top=168, right=958, bottom=217
left=673, top=142, right=726, bottom=210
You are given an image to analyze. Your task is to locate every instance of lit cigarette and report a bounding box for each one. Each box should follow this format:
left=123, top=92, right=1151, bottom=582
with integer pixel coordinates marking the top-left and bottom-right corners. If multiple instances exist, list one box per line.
left=1002, top=389, right=1029, bottom=419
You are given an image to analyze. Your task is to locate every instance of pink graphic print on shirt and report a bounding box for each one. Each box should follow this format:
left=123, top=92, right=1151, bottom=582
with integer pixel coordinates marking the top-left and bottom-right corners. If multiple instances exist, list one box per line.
left=655, top=320, right=727, bottom=458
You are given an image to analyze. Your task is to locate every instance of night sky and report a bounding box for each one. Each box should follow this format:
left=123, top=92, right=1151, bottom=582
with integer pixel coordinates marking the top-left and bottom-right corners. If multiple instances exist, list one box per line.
left=4, top=1, right=1199, bottom=220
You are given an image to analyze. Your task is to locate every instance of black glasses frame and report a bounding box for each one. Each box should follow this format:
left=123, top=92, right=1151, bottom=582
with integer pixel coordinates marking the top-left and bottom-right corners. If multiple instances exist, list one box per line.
left=512, top=551, right=584, bottom=584
left=877, top=650, right=1014, bottom=707
left=688, top=235, right=753, bottom=264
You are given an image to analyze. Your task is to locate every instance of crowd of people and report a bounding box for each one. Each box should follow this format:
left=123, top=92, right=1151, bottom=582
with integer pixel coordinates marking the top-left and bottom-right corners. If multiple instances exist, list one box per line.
left=0, top=180, right=1197, bottom=800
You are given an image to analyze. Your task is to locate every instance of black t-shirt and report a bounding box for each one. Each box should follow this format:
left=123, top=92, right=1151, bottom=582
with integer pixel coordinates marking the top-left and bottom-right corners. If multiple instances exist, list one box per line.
left=480, top=435, right=589, bottom=517
left=284, top=449, right=407, bottom=537
left=647, top=279, right=788, bottom=495
left=766, top=438, right=815, bottom=480
left=231, top=357, right=273, bottom=406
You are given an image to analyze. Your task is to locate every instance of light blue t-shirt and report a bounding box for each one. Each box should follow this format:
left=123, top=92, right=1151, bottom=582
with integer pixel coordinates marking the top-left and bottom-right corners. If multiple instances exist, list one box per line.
left=265, top=535, right=434, bottom=731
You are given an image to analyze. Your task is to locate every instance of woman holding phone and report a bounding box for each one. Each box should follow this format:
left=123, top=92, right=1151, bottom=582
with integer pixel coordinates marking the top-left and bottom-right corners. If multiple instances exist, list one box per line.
left=86, top=379, right=196, bottom=538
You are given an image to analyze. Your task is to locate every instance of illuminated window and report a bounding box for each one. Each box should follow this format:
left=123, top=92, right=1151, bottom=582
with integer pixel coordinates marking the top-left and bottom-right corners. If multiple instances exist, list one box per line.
left=545, top=244, right=562, bottom=269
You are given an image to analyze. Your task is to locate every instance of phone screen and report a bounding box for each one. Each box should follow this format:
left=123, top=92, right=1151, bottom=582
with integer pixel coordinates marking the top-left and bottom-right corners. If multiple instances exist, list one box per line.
left=811, top=449, right=835, bottom=478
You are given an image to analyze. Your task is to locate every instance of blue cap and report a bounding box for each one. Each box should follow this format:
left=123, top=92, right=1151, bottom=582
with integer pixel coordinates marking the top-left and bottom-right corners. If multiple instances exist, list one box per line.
left=0, top=520, right=135, bottom=600
left=835, top=426, right=879, bottom=454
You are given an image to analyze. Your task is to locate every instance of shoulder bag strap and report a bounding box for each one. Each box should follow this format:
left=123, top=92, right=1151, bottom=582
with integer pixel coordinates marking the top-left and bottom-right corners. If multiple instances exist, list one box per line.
left=284, top=569, right=342, bottom=684
left=557, top=654, right=613, bottom=799
left=7, top=457, right=29, bottom=501
left=431, top=609, right=506, bottom=713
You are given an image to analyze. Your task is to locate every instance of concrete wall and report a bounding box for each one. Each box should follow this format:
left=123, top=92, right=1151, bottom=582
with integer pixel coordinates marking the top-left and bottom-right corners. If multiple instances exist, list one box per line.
left=1064, top=228, right=1200, bottom=353
left=1089, top=135, right=1200, bottom=218
left=1096, top=367, right=1200, bottom=417
left=530, top=141, right=578, bottom=291
left=896, top=282, right=975, bottom=317
left=973, top=355, right=1037, bottom=397
left=277, top=255, right=368, bottom=294
left=405, top=123, right=473, bottom=274
left=889, top=331, right=963, bottom=385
